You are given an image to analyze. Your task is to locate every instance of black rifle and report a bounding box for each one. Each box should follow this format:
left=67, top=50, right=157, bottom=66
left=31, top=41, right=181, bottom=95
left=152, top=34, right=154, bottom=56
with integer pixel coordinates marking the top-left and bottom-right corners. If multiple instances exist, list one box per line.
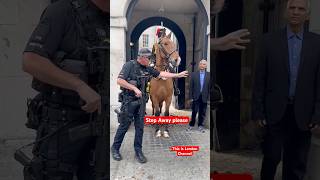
left=137, top=74, right=149, bottom=121
left=68, top=42, right=109, bottom=180
left=88, top=43, right=109, bottom=180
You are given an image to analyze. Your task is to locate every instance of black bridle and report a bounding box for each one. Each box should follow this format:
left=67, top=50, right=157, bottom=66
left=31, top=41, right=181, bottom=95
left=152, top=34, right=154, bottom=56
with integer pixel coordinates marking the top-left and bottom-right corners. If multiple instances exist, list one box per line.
left=158, top=38, right=178, bottom=60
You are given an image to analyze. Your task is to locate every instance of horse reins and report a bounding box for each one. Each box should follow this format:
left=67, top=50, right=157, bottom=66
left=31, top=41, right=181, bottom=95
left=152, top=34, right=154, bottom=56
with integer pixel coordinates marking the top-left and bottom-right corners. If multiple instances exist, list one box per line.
left=158, top=38, right=178, bottom=60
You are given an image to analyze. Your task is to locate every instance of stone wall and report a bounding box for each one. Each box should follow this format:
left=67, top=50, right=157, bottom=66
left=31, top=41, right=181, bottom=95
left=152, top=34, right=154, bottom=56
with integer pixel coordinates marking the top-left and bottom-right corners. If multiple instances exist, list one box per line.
left=0, top=0, right=50, bottom=139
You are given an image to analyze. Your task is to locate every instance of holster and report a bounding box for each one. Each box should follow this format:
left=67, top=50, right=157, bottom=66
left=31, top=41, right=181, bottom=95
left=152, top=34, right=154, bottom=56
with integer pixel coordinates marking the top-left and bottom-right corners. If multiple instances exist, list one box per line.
left=23, top=166, right=35, bottom=180
left=26, top=94, right=44, bottom=130
left=115, top=94, right=141, bottom=124
left=21, top=156, right=44, bottom=180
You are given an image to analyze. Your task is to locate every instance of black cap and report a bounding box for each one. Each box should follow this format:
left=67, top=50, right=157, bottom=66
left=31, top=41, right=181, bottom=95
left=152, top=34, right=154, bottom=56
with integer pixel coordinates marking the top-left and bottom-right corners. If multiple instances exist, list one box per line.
left=138, top=48, right=152, bottom=57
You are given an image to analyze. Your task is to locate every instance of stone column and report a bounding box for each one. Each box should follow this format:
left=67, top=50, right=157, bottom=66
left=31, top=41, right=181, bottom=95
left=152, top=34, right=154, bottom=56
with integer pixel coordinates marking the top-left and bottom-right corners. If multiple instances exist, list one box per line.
left=239, top=0, right=265, bottom=148
left=305, top=0, right=320, bottom=179
left=110, top=0, right=128, bottom=108
left=0, top=0, right=49, bottom=139
left=239, top=0, right=287, bottom=148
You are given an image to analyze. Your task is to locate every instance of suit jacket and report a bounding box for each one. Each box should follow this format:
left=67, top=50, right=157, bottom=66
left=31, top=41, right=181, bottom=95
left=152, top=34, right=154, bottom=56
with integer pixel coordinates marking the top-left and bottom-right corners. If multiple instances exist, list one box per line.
left=189, top=70, right=210, bottom=103
left=252, top=28, right=320, bottom=130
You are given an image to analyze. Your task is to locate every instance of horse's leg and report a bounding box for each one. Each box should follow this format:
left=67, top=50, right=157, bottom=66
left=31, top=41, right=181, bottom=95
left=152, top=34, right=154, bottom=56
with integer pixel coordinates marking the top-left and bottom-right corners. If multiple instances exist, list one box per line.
left=150, top=94, right=156, bottom=116
left=159, top=102, right=163, bottom=115
left=163, top=97, right=172, bottom=138
left=153, top=99, right=161, bottom=137
left=164, top=97, right=172, bottom=116
left=152, top=102, right=155, bottom=116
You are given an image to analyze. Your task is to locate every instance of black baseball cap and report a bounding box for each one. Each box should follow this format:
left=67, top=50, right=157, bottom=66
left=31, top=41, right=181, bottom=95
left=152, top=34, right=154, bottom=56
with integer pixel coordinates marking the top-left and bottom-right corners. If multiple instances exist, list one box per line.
left=138, top=48, right=152, bottom=57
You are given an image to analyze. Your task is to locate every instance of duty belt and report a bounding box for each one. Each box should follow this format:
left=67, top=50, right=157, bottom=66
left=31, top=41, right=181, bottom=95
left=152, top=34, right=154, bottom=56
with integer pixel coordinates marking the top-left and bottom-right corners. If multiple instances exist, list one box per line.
left=42, top=92, right=83, bottom=108
left=42, top=105, right=89, bottom=122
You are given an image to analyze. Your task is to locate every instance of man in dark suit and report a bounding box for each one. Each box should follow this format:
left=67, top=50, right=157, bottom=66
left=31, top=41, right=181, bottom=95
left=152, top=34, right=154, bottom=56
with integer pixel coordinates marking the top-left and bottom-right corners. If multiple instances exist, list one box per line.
left=187, top=60, right=210, bottom=132
left=252, top=0, right=320, bottom=179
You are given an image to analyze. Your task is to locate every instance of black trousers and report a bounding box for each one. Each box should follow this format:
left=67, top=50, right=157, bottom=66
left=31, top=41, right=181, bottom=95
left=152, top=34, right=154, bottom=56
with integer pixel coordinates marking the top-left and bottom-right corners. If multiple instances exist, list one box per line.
left=112, top=101, right=144, bottom=153
left=189, top=94, right=207, bottom=127
left=261, top=104, right=311, bottom=180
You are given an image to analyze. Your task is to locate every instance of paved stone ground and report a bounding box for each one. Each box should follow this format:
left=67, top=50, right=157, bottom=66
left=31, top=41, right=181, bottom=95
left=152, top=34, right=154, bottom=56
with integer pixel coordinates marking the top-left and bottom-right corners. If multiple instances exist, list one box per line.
left=110, top=103, right=210, bottom=180
left=0, top=102, right=285, bottom=180
left=0, top=138, right=33, bottom=180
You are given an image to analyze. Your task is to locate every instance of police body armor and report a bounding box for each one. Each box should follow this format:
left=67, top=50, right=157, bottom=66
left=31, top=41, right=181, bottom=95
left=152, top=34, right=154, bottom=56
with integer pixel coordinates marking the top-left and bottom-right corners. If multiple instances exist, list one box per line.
left=16, top=0, right=108, bottom=179
left=31, top=0, right=107, bottom=104
left=116, top=61, right=150, bottom=124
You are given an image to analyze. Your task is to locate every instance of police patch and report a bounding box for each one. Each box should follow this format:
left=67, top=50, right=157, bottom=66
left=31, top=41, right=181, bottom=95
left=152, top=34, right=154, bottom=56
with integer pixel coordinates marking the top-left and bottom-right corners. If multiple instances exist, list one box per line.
left=28, top=18, right=50, bottom=48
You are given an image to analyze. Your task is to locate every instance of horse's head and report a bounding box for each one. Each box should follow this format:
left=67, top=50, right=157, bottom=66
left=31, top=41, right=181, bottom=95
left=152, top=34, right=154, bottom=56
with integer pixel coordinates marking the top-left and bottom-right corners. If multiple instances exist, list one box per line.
left=157, top=32, right=181, bottom=68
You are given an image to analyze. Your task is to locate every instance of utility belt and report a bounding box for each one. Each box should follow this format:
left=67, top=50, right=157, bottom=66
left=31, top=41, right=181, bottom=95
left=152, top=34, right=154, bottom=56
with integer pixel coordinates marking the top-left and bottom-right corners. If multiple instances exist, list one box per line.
left=16, top=105, right=90, bottom=178
left=26, top=93, right=87, bottom=130
left=42, top=104, right=89, bottom=123
left=118, top=91, right=138, bottom=103
left=42, top=91, right=84, bottom=108
left=119, top=89, right=149, bottom=103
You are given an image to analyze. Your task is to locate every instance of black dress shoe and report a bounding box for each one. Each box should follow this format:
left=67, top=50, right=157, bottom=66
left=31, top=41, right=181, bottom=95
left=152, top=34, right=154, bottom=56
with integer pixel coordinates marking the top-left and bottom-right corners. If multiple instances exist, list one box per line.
left=111, top=147, right=122, bottom=161
left=135, top=151, right=147, bottom=163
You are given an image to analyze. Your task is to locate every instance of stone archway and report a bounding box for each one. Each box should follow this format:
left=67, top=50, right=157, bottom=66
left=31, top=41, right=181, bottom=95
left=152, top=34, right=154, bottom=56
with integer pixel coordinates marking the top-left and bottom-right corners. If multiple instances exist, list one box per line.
left=110, top=0, right=209, bottom=108
left=130, top=16, right=187, bottom=109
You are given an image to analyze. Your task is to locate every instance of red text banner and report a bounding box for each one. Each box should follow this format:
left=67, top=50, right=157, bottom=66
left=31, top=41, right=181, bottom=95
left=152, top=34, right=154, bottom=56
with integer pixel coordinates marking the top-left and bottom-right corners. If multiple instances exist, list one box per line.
left=170, top=146, right=200, bottom=156
left=210, top=173, right=253, bottom=180
left=144, top=116, right=190, bottom=124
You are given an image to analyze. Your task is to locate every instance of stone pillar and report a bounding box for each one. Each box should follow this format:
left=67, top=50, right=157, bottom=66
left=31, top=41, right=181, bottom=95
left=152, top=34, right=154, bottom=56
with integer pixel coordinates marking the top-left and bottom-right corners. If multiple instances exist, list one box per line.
left=305, top=0, right=320, bottom=179
left=0, top=0, right=49, bottom=139
left=239, top=0, right=265, bottom=148
left=239, top=0, right=287, bottom=148
left=110, top=0, right=129, bottom=108
left=110, top=16, right=127, bottom=107
left=309, top=0, right=320, bottom=33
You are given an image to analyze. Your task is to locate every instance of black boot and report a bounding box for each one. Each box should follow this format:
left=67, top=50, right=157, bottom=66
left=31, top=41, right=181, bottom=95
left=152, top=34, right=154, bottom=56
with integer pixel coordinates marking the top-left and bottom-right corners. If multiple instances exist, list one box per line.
left=135, top=151, right=147, bottom=163
left=111, top=147, right=122, bottom=161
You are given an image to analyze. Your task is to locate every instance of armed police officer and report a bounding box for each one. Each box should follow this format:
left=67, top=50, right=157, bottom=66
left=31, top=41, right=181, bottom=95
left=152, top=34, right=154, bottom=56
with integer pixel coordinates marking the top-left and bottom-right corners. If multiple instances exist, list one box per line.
left=111, top=48, right=188, bottom=163
left=20, top=0, right=108, bottom=179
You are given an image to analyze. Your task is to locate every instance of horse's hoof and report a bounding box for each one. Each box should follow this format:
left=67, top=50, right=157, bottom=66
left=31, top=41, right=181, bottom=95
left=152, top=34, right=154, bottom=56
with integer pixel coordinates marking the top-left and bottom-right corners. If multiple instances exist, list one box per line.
left=163, top=131, right=170, bottom=138
left=156, top=130, right=162, bottom=137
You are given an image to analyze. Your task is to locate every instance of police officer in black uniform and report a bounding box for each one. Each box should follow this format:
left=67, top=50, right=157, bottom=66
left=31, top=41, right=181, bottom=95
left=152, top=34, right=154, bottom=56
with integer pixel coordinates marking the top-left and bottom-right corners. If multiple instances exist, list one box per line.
left=21, top=0, right=108, bottom=179
left=111, top=48, right=188, bottom=163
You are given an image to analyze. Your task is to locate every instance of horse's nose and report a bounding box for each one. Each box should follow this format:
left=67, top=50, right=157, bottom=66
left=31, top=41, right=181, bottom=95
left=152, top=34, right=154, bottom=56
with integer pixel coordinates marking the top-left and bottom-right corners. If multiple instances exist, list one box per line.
left=176, top=57, right=181, bottom=66
left=170, top=57, right=181, bottom=67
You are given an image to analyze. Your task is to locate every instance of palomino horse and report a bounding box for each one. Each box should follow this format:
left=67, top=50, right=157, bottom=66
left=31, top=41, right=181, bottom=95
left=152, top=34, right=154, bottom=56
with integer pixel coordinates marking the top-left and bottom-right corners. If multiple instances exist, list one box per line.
left=149, top=32, right=181, bottom=138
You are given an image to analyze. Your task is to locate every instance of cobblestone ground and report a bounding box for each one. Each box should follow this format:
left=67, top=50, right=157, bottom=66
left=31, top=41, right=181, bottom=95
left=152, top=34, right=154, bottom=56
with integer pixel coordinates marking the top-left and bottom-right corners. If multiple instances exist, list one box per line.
left=0, top=138, right=33, bottom=180
left=110, top=103, right=210, bottom=180
left=1, top=104, right=285, bottom=180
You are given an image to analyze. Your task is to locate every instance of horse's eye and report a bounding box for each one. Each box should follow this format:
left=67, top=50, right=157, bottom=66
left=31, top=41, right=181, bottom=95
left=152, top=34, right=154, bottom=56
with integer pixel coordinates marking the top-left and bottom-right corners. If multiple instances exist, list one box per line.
left=164, top=43, right=168, bottom=45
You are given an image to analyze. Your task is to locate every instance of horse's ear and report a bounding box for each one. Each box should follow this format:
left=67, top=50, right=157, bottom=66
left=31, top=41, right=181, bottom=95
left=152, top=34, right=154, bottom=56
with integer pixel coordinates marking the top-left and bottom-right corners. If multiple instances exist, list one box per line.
left=167, top=32, right=172, bottom=39
left=161, top=33, right=166, bottom=38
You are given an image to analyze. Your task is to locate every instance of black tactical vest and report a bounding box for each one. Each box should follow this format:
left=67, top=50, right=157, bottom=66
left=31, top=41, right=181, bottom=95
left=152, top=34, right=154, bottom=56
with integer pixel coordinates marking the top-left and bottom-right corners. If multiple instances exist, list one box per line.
left=32, top=0, right=107, bottom=94
left=121, top=60, right=151, bottom=96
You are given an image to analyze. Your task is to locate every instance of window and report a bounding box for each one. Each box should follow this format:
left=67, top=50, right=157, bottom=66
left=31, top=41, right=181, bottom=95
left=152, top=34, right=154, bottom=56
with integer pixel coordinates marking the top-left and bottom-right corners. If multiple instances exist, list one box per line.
left=142, top=34, right=149, bottom=47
